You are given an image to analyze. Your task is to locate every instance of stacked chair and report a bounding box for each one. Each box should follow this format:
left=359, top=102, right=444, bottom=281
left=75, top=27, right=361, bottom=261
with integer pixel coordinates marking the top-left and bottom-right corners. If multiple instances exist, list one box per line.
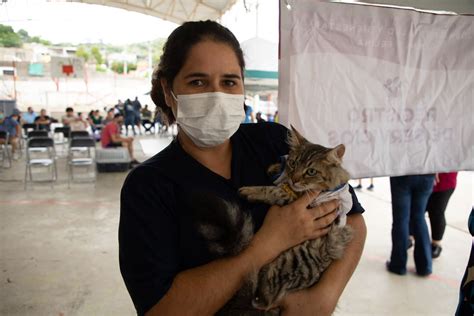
left=0, top=131, right=11, bottom=168
left=53, top=126, right=71, bottom=156
left=19, top=124, right=99, bottom=188
left=24, top=136, right=57, bottom=189
left=27, top=130, right=49, bottom=139
left=67, top=131, right=96, bottom=188
left=22, top=123, right=37, bottom=136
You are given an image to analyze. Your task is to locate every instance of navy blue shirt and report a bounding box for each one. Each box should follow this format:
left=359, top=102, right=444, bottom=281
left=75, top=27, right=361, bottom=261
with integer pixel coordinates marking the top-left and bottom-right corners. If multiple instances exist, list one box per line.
left=119, top=122, right=364, bottom=315
left=0, top=116, right=19, bottom=137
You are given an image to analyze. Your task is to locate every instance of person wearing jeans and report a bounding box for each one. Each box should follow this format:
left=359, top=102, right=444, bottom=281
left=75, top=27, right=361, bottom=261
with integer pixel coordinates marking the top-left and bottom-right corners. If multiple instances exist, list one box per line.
left=387, top=174, right=435, bottom=276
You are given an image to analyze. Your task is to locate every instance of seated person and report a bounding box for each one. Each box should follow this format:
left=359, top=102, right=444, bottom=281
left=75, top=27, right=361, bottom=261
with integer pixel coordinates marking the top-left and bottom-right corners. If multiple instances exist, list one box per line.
left=22, top=107, right=38, bottom=124
left=91, top=110, right=103, bottom=127
left=0, top=109, right=21, bottom=159
left=101, top=113, right=139, bottom=166
left=153, top=106, right=168, bottom=133
left=141, top=105, right=154, bottom=134
left=70, top=112, right=89, bottom=132
left=141, top=105, right=152, bottom=121
left=34, top=109, right=51, bottom=131
left=62, top=107, right=76, bottom=127
left=102, top=108, right=115, bottom=125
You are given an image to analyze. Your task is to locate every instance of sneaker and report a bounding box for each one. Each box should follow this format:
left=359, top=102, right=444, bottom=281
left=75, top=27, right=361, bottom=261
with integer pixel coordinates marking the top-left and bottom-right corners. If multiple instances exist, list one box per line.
left=385, top=261, right=406, bottom=276
left=367, top=184, right=374, bottom=190
left=416, top=269, right=432, bottom=277
left=432, top=244, right=442, bottom=258
left=354, top=184, right=362, bottom=190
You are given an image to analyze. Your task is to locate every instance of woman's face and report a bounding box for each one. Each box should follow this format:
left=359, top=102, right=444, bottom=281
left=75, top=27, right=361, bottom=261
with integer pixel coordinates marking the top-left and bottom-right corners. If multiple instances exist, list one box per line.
left=164, top=40, right=244, bottom=115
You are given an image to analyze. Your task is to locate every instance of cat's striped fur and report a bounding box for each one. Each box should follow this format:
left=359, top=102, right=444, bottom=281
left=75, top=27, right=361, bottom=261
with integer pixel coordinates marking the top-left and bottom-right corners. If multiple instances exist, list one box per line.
left=194, top=126, right=353, bottom=314
left=251, top=223, right=352, bottom=310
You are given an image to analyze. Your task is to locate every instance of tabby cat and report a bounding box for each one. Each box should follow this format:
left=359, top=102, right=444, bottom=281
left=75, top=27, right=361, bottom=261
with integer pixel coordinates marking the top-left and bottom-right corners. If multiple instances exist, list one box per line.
left=194, top=126, right=353, bottom=314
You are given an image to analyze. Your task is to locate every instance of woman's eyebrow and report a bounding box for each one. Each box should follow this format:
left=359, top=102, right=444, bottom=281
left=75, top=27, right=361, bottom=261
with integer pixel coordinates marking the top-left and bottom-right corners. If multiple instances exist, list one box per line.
left=184, top=72, right=208, bottom=79
left=183, top=73, right=242, bottom=80
left=222, top=74, right=242, bottom=79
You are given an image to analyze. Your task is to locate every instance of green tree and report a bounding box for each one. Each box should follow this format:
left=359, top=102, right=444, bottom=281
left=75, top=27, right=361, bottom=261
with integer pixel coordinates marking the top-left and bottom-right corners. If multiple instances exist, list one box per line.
left=16, top=28, right=52, bottom=46
left=40, top=39, right=51, bottom=46
left=30, top=36, right=51, bottom=46
left=90, top=46, right=103, bottom=64
left=17, top=29, right=29, bottom=42
left=76, top=46, right=89, bottom=62
left=111, top=61, right=137, bottom=74
left=0, top=24, right=22, bottom=47
left=152, top=39, right=165, bottom=64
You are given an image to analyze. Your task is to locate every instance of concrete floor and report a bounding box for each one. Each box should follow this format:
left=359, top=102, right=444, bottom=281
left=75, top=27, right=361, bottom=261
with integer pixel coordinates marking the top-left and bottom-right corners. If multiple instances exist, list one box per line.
left=0, top=132, right=473, bottom=315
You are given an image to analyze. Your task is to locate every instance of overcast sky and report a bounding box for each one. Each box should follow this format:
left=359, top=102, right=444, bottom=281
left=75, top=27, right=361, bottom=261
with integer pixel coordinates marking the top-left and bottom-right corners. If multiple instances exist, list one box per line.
left=0, top=0, right=279, bottom=45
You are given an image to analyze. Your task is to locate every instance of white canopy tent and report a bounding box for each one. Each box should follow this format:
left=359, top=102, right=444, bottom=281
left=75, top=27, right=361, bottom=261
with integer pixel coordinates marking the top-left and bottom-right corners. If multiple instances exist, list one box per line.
left=67, top=0, right=238, bottom=24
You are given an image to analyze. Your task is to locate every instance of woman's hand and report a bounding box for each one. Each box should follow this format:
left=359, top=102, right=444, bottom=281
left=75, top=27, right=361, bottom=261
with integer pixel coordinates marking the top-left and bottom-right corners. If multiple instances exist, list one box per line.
left=249, top=192, right=340, bottom=266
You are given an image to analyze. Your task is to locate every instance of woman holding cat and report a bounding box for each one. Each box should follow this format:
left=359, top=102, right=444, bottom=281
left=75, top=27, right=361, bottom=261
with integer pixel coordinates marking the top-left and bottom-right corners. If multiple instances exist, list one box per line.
left=119, top=20, right=367, bottom=316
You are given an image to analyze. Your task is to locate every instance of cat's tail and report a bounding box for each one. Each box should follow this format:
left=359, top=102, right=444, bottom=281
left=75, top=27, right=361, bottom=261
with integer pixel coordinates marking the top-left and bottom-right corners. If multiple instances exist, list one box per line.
left=192, top=193, right=254, bottom=257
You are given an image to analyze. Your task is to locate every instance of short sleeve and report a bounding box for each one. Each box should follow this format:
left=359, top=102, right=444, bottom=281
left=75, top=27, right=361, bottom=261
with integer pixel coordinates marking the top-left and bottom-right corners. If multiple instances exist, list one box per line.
left=347, top=185, right=365, bottom=215
left=265, top=122, right=290, bottom=156
left=111, top=123, right=119, bottom=135
left=119, top=166, right=179, bottom=315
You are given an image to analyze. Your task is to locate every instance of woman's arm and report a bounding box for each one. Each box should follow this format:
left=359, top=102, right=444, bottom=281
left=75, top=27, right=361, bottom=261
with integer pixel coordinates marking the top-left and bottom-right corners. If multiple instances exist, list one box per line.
left=146, top=241, right=265, bottom=316
left=280, top=213, right=367, bottom=316
left=146, top=193, right=340, bottom=316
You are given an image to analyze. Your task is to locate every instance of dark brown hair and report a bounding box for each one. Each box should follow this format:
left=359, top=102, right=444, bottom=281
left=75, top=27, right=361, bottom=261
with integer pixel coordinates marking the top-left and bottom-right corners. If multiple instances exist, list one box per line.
left=151, top=20, right=245, bottom=124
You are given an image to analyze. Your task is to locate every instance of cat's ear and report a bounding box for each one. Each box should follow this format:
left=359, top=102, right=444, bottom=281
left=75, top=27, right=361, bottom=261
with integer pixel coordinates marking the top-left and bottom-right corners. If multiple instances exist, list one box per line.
left=327, top=144, right=345, bottom=164
left=288, top=125, right=309, bottom=148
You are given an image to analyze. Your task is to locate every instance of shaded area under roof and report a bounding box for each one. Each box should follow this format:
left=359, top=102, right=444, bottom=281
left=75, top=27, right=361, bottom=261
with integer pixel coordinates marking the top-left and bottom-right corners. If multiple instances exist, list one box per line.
left=67, top=0, right=238, bottom=24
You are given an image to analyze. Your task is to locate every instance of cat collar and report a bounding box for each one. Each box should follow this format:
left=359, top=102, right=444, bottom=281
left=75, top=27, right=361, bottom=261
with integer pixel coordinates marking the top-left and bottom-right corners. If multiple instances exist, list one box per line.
left=271, top=155, right=288, bottom=182
left=281, top=183, right=298, bottom=200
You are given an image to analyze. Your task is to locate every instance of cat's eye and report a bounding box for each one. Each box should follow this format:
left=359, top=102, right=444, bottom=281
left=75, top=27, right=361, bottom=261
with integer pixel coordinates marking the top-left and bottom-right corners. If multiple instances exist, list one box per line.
left=306, top=168, right=317, bottom=176
left=287, top=159, right=295, bottom=169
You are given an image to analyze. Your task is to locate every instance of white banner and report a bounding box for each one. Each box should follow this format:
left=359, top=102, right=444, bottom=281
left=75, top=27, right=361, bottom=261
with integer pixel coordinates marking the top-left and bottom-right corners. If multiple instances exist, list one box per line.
left=279, top=1, right=474, bottom=178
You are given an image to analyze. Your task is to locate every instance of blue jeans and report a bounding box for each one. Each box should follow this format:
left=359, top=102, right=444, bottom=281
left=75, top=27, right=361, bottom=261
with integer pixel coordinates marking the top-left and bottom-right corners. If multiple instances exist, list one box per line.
left=389, top=175, right=434, bottom=275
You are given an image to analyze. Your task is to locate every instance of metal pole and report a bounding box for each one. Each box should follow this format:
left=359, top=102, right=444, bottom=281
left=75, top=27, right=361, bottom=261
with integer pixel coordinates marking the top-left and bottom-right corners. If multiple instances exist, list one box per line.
left=12, top=60, right=17, bottom=100
left=255, top=0, right=259, bottom=38
left=148, top=41, right=153, bottom=82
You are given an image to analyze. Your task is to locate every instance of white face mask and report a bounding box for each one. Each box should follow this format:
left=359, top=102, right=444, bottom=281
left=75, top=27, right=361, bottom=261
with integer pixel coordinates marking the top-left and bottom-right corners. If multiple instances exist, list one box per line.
left=172, top=91, right=245, bottom=148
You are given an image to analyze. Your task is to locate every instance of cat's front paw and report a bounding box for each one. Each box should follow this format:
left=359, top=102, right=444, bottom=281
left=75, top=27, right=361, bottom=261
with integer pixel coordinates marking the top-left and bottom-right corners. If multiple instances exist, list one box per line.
left=238, top=187, right=264, bottom=202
